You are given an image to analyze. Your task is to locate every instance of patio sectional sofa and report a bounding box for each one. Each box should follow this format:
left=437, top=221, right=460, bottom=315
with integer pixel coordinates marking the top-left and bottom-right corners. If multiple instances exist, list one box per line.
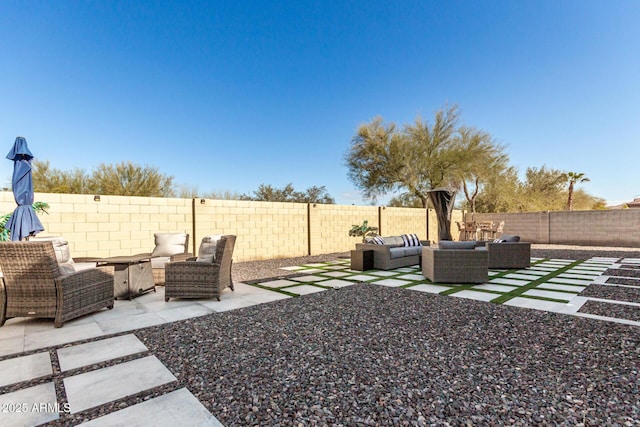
left=355, top=234, right=427, bottom=270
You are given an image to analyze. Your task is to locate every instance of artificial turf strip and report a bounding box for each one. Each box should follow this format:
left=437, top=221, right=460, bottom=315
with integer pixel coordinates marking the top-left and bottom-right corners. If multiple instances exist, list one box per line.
left=490, top=259, right=584, bottom=304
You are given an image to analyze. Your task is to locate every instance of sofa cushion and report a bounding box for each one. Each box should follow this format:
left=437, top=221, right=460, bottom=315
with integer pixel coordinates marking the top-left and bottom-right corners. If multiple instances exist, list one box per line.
left=404, top=246, right=423, bottom=256
left=196, top=235, right=222, bottom=262
left=438, top=241, right=478, bottom=250
left=401, top=233, right=422, bottom=247
left=389, top=247, right=408, bottom=259
left=383, top=236, right=405, bottom=247
left=151, top=233, right=188, bottom=257
left=500, top=234, right=520, bottom=242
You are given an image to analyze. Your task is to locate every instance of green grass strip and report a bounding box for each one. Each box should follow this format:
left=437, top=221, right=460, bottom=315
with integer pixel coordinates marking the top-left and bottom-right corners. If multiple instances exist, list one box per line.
left=490, top=259, right=584, bottom=304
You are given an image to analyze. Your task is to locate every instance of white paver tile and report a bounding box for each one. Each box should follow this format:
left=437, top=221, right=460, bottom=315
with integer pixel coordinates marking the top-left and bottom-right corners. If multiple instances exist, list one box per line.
left=504, top=273, right=539, bottom=281
left=77, top=388, right=221, bottom=427
left=397, top=273, right=426, bottom=281
left=320, top=279, right=355, bottom=288
left=0, top=335, right=25, bottom=358
left=280, top=266, right=305, bottom=271
left=156, top=304, right=215, bottom=323
left=522, top=289, right=575, bottom=301
left=96, top=312, right=166, bottom=335
left=0, top=382, right=60, bottom=425
left=280, top=285, right=328, bottom=295
left=504, top=297, right=571, bottom=312
left=372, top=278, right=411, bottom=287
left=241, top=291, right=291, bottom=305
left=258, top=279, right=299, bottom=288
left=24, top=323, right=105, bottom=353
left=0, top=352, right=52, bottom=387
left=474, top=284, right=518, bottom=293
left=203, top=297, right=261, bottom=312
left=289, top=275, right=328, bottom=283
left=547, top=277, right=592, bottom=286
left=536, top=283, right=585, bottom=293
left=451, top=290, right=498, bottom=302
left=57, top=335, right=147, bottom=372
left=489, top=277, right=530, bottom=287
left=318, top=271, right=352, bottom=277
left=516, top=269, right=548, bottom=276
left=346, top=274, right=379, bottom=282
left=558, top=273, right=600, bottom=280
left=368, top=270, right=400, bottom=277
left=408, top=284, right=453, bottom=294
left=64, top=356, right=176, bottom=414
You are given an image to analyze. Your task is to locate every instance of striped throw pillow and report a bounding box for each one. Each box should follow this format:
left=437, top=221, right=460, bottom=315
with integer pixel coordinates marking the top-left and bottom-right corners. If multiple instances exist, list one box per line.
left=401, top=233, right=422, bottom=247
left=371, top=235, right=386, bottom=245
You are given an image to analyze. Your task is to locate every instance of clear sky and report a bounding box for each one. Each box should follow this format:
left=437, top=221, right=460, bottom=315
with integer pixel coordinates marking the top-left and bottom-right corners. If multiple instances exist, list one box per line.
left=1, top=0, right=639, bottom=206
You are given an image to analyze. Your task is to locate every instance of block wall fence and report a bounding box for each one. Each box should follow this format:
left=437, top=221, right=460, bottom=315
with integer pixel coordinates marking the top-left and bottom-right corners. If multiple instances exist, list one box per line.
left=470, top=210, right=640, bottom=247
left=1, top=192, right=454, bottom=262
left=3, top=192, right=637, bottom=262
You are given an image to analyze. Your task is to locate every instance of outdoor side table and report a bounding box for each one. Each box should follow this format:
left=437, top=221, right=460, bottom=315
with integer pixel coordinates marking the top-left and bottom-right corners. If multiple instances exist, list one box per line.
left=350, top=249, right=374, bottom=271
left=82, top=254, right=156, bottom=300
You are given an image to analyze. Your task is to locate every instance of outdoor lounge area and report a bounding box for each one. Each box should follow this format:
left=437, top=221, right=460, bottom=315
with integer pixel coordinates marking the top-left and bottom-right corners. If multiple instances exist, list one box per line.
left=1, top=245, right=639, bottom=426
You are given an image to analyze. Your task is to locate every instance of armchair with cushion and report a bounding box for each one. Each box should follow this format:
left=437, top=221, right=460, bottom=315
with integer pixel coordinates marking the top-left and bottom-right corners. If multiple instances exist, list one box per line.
left=475, top=234, right=531, bottom=269
left=0, top=241, right=114, bottom=328
left=422, top=243, right=488, bottom=283
left=164, top=235, right=236, bottom=301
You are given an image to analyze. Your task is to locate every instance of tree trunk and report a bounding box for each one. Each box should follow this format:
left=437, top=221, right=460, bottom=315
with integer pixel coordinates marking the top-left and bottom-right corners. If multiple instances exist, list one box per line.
left=567, top=182, right=575, bottom=210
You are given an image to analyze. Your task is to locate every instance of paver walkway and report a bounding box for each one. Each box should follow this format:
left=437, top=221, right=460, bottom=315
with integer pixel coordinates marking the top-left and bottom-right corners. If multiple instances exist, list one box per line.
left=1, top=256, right=638, bottom=426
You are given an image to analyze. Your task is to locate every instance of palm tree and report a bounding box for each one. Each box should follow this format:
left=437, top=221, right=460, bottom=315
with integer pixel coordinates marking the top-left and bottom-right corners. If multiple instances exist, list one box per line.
left=565, top=172, right=590, bottom=211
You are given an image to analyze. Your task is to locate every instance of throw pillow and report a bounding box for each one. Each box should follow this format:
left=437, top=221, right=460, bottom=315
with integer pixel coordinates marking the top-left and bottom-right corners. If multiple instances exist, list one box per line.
left=493, top=238, right=506, bottom=243
left=401, top=233, right=422, bottom=247
left=151, top=233, right=188, bottom=257
left=371, top=235, right=386, bottom=245
left=196, top=235, right=222, bottom=262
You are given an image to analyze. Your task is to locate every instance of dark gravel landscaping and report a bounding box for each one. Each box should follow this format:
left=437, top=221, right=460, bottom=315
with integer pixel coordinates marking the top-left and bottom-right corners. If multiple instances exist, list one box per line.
left=126, top=285, right=638, bottom=426
left=578, top=299, right=640, bottom=323
left=580, top=284, right=640, bottom=303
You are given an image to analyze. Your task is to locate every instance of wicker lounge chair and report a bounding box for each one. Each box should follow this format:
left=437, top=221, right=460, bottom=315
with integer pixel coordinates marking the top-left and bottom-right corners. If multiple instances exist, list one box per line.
left=0, top=241, right=114, bottom=328
left=421, top=246, right=488, bottom=283
left=164, top=235, right=236, bottom=301
left=484, top=242, right=531, bottom=269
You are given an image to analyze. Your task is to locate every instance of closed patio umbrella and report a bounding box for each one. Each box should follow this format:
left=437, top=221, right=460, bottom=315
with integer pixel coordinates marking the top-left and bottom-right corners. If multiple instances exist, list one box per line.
left=5, top=137, right=44, bottom=241
left=427, top=187, right=457, bottom=241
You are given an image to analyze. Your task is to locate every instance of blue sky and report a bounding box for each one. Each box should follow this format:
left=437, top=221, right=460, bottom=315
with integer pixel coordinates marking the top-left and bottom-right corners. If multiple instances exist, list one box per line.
left=1, top=0, right=639, bottom=206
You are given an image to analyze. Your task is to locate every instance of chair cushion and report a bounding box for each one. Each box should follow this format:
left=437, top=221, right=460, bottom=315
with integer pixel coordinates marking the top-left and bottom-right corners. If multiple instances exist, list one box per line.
left=500, top=234, right=520, bottom=242
left=31, top=236, right=72, bottom=263
left=151, top=233, right=188, bottom=257
left=151, top=256, right=171, bottom=269
left=438, top=241, right=477, bottom=250
left=196, top=235, right=223, bottom=262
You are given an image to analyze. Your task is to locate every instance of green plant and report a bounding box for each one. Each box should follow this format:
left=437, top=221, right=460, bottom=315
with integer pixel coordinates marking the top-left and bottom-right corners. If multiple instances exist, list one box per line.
left=0, top=201, right=50, bottom=241
left=348, top=220, right=379, bottom=242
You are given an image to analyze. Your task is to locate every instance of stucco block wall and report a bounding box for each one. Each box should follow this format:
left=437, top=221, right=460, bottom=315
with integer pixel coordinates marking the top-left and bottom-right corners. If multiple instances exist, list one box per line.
left=379, top=207, right=427, bottom=240
left=194, top=199, right=308, bottom=261
left=312, top=204, right=378, bottom=254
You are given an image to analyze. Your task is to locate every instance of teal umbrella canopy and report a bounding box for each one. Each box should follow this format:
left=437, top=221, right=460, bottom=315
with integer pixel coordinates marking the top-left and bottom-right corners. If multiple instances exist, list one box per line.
left=5, top=137, right=44, bottom=241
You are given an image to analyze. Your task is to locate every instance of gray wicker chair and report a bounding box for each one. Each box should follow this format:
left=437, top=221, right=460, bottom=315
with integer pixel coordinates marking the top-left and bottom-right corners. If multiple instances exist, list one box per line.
left=148, top=233, right=192, bottom=285
left=0, top=241, right=114, bottom=328
left=164, top=235, right=236, bottom=301
left=421, top=247, right=488, bottom=283
left=485, top=242, right=531, bottom=269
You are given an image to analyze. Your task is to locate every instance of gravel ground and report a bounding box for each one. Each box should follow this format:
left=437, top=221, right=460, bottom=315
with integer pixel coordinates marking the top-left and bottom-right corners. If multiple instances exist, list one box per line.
left=33, top=245, right=640, bottom=425
left=140, top=286, right=639, bottom=425
left=579, top=299, right=640, bottom=322
left=607, top=277, right=640, bottom=286
left=579, top=284, right=640, bottom=303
